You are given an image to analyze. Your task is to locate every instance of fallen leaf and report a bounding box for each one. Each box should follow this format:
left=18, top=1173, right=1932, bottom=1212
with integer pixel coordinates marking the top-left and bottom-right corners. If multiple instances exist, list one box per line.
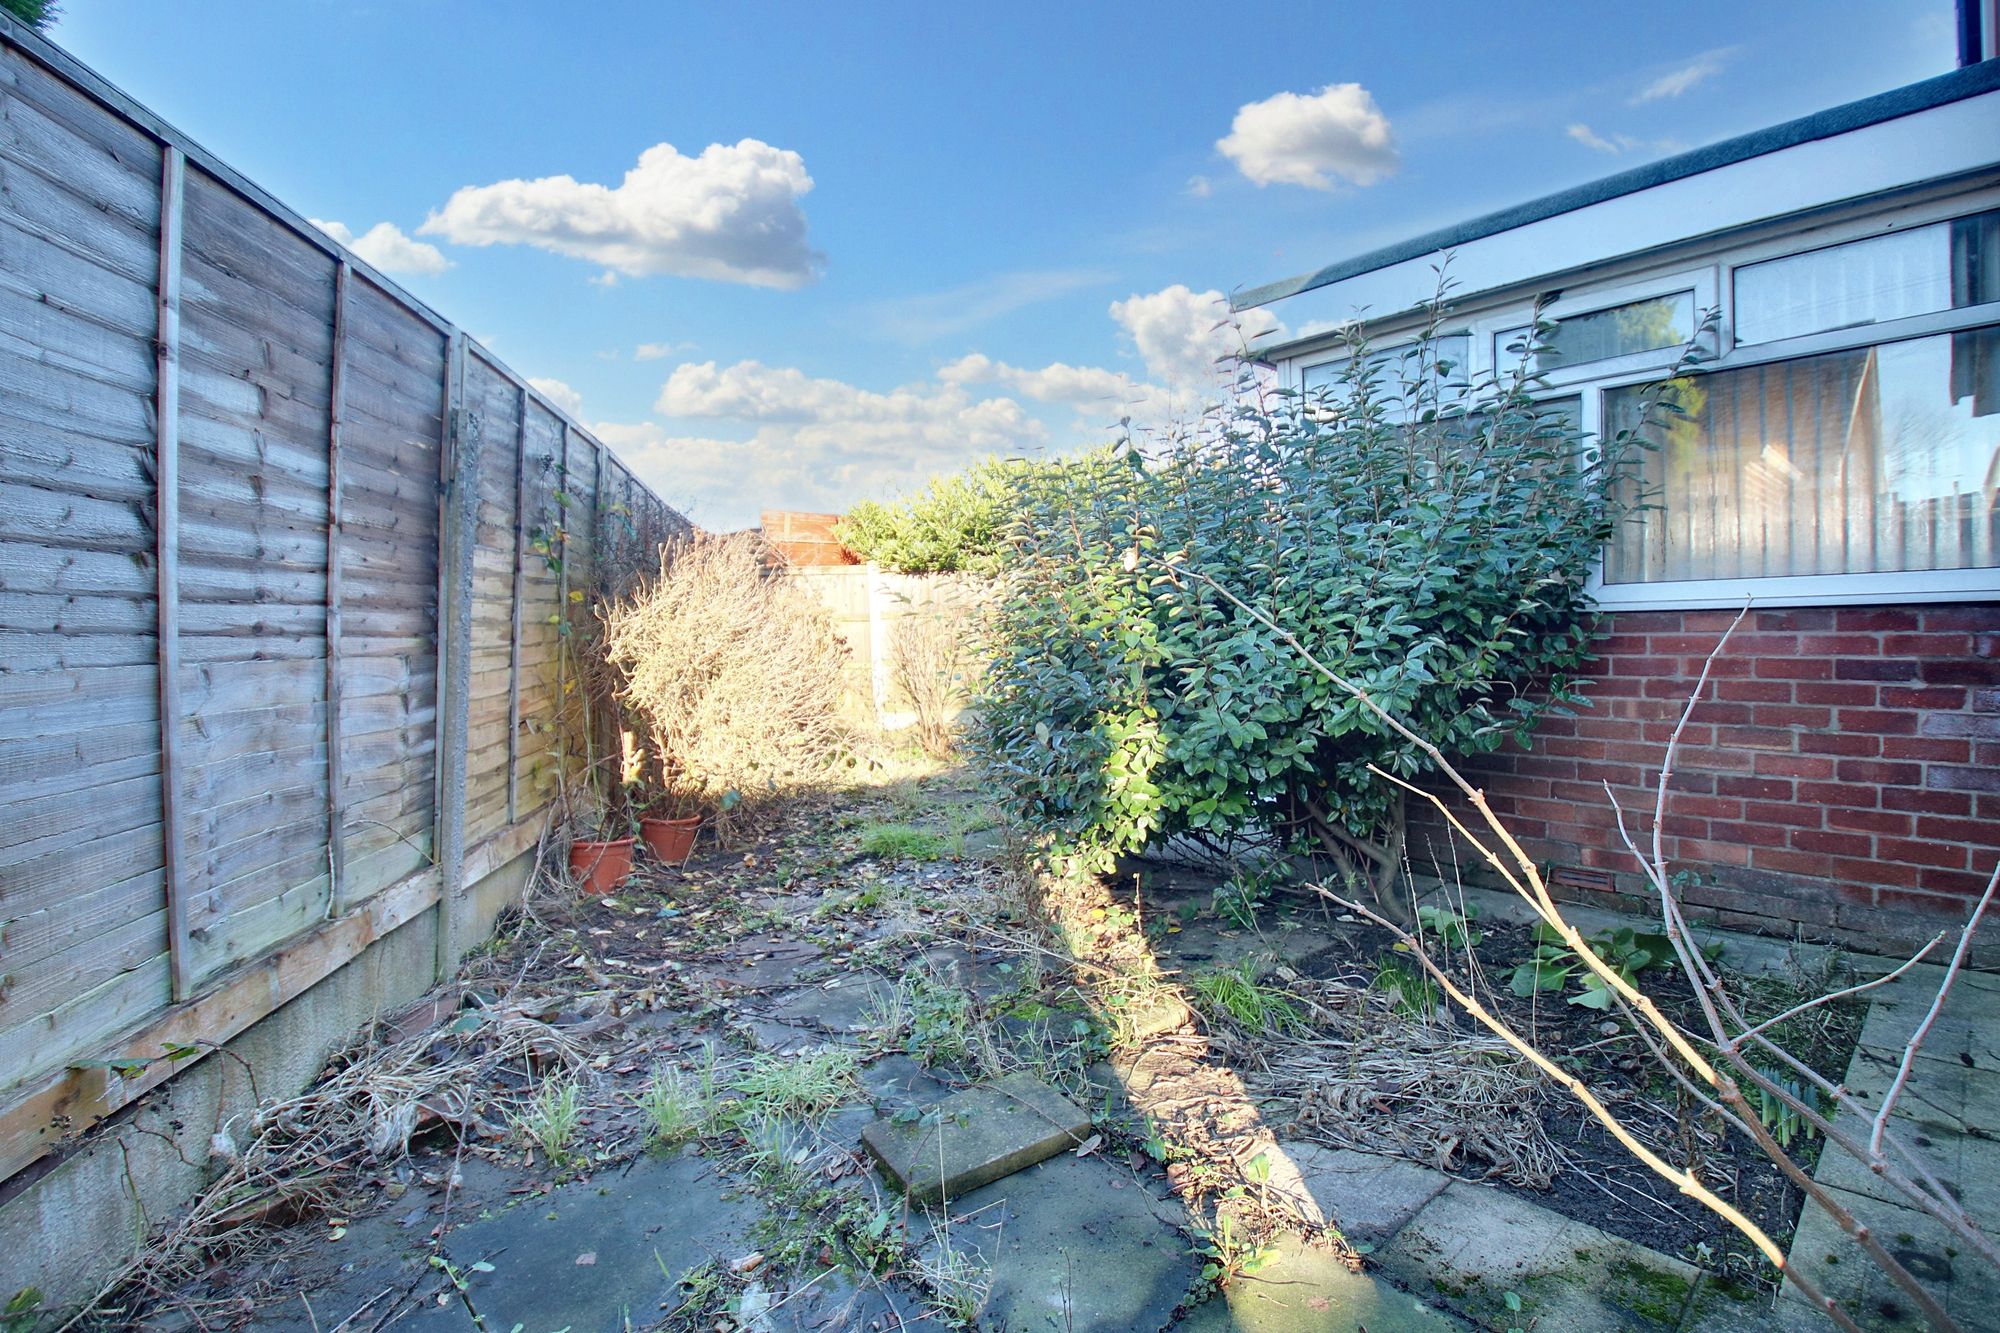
left=1073, top=1134, right=1103, bottom=1157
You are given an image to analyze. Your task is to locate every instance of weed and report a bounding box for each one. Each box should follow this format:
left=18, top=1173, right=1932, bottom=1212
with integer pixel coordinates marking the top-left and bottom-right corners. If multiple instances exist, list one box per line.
left=1371, top=950, right=1441, bottom=1019
left=859, top=823, right=954, bottom=861
left=1213, top=862, right=1284, bottom=929
left=636, top=1059, right=718, bottom=1147
left=1416, top=901, right=1484, bottom=950
left=729, top=1046, right=859, bottom=1121
left=1189, top=960, right=1304, bottom=1035
left=1502, top=922, right=1718, bottom=1010
left=510, top=1075, right=584, bottom=1167
left=2, top=1290, right=43, bottom=1333
left=918, top=1225, right=993, bottom=1328
left=1189, top=1210, right=1273, bottom=1296
left=901, top=969, right=976, bottom=1067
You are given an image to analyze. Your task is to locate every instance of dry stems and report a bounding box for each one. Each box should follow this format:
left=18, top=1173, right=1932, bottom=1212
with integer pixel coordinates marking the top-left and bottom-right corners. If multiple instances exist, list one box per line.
left=600, top=533, right=849, bottom=841
left=1162, top=559, right=1996, bottom=1333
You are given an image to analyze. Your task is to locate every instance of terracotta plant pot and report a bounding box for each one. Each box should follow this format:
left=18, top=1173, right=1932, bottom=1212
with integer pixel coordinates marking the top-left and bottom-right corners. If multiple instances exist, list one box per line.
left=640, top=815, right=701, bottom=863
left=568, top=836, right=635, bottom=895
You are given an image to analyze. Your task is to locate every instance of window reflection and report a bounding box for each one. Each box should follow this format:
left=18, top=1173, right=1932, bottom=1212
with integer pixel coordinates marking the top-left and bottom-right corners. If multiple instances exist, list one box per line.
left=1605, top=328, right=2000, bottom=583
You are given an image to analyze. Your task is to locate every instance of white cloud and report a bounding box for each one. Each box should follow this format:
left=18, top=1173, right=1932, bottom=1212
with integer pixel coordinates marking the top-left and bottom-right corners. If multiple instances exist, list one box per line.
left=938, top=353, right=1179, bottom=421
left=1566, top=123, right=1626, bottom=154
left=864, top=268, right=1111, bottom=343
left=420, top=140, right=821, bottom=288
left=1109, top=285, right=1283, bottom=388
left=1217, top=83, right=1398, bottom=190
left=1631, top=49, right=1732, bottom=103
left=601, top=360, right=1053, bottom=527
left=527, top=376, right=584, bottom=418
left=1184, top=174, right=1213, bottom=199
left=635, top=341, right=695, bottom=361
left=309, top=218, right=451, bottom=276
left=1565, top=123, right=1684, bottom=157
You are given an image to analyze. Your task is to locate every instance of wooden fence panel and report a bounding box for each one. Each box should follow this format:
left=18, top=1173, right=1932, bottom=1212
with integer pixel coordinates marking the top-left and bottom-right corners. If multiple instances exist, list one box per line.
left=0, top=21, right=689, bottom=1177
left=174, top=165, right=337, bottom=985
left=334, top=276, right=445, bottom=908
left=0, top=48, right=169, bottom=1092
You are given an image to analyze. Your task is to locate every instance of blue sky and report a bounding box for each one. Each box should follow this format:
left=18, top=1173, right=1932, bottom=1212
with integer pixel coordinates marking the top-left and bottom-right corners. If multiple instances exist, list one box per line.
left=50, top=0, right=1958, bottom=529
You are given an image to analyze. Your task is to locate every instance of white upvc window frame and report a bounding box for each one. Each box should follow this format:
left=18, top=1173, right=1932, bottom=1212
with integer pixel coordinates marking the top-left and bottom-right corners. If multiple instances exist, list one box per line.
left=1481, top=267, right=1719, bottom=390
left=1583, top=300, right=2000, bottom=610
left=1269, top=188, right=2000, bottom=610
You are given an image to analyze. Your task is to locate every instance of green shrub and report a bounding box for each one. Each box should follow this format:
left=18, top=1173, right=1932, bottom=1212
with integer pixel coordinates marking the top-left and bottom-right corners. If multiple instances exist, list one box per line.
left=837, top=453, right=1104, bottom=574
left=975, top=299, right=1692, bottom=921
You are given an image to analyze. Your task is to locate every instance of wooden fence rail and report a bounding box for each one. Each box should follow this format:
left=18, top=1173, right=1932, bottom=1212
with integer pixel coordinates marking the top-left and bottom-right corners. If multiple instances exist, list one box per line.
left=0, top=16, right=687, bottom=1185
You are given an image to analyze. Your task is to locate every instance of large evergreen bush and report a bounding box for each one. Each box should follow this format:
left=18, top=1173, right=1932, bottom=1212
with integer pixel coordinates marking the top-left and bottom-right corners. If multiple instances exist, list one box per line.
left=976, top=303, right=1684, bottom=920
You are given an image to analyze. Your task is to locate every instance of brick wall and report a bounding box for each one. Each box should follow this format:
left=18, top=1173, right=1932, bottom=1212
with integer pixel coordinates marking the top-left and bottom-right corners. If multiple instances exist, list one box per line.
left=1409, top=604, right=2000, bottom=956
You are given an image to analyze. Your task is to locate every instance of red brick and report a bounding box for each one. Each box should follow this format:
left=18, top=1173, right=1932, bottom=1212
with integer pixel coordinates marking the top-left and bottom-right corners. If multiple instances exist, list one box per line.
left=1674, top=746, right=1757, bottom=772
left=1674, top=838, right=1753, bottom=867
left=1568, top=763, right=1648, bottom=789
left=1836, top=608, right=1923, bottom=632
left=1756, top=656, right=1833, bottom=681
left=1918, top=607, right=2000, bottom=632
left=1709, top=818, right=1789, bottom=848
left=1915, top=865, right=1999, bottom=897
left=1612, top=655, right=1682, bottom=676
left=1714, top=678, right=1793, bottom=704
left=1799, top=634, right=1884, bottom=656
left=1834, top=759, right=1922, bottom=786
left=1921, top=712, right=2000, bottom=739
left=1882, top=633, right=1975, bottom=657
left=1743, top=801, right=1824, bottom=828
left=1838, top=659, right=1919, bottom=682
left=1799, top=780, right=1883, bottom=807
left=1827, top=807, right=1913, bottom=836
left=1716, top=725, right=1798, bottom=751
left=1651, top=634, right=1736, bottom=655
left=1715, top=775, right=1795, bottom=801
left=1835, top=708, right=1918, bottom=735
left=1763, top=608, right=1837, bottom=631
left=1921, top=659, right=2000, bottom=686
left=1878, top=886, right=1976, bottom=914
left=1752, top=847, right=1836, bottom=877
left=1914, top=815, right=1999, bottom=846
left=1876, top=838, right=1969, bottom=870
left=1883, top=787, right=1972, bottom=816
left=1931, top=765, right=2000, bottom=794
left=1791, top=828, right=1875, bottom=858
left=1664, top=793, right=1743, bottom=820
left=1799, top=732, right=1881, bottom=757
left=1794, top=682, right=1879, bottom=707
left=1754, top=704, right=1834, bottom=729
left=1828, top=856, right=1922, bottom=890
left=1880, top=685, right=1968, bottom=710
left=1607, top=612, right=1683, bottom=634
left=1880, top=736, right=1973, bottom=763
left=1752, top=752, right=1837, bottom=779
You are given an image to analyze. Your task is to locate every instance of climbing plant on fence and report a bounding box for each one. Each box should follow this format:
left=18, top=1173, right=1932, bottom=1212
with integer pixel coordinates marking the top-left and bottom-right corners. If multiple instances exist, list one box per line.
left=976, top=298, right=1692, bottom=920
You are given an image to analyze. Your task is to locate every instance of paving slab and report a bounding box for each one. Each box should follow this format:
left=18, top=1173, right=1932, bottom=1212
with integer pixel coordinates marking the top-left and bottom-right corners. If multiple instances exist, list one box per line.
left=1280, top=1141, right=1453, bottom=1247
left=862, top=1070, right=1091, bottom=1204
left=1379, top=1180, right=1703, bottom=1333
left=419, top=1149, right=759, bottom=1333
left=1173, top=1231, right=1465, bottom=1333
left=914, top=1153, right=1194, bottom=1333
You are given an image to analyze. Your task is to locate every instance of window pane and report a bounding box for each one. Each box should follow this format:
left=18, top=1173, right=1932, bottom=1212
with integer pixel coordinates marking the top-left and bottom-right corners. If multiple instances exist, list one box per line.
left=1301, top=335, right=1470, bottom=398
left=1733, top=209, right=2000, bottom=345
left=1497, top=293, right=1694, bottom=374
left=1603, top=328, right=2000, bottom=584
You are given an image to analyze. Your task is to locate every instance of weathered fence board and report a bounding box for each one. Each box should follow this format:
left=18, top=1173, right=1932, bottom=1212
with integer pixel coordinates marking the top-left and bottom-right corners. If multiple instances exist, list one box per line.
left=0, top=20, right=687, bottom=1179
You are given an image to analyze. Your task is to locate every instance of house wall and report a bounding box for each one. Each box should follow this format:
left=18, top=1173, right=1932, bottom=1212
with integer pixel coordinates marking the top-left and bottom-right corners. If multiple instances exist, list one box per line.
left=1408, top=604, right=2000, bottom=954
